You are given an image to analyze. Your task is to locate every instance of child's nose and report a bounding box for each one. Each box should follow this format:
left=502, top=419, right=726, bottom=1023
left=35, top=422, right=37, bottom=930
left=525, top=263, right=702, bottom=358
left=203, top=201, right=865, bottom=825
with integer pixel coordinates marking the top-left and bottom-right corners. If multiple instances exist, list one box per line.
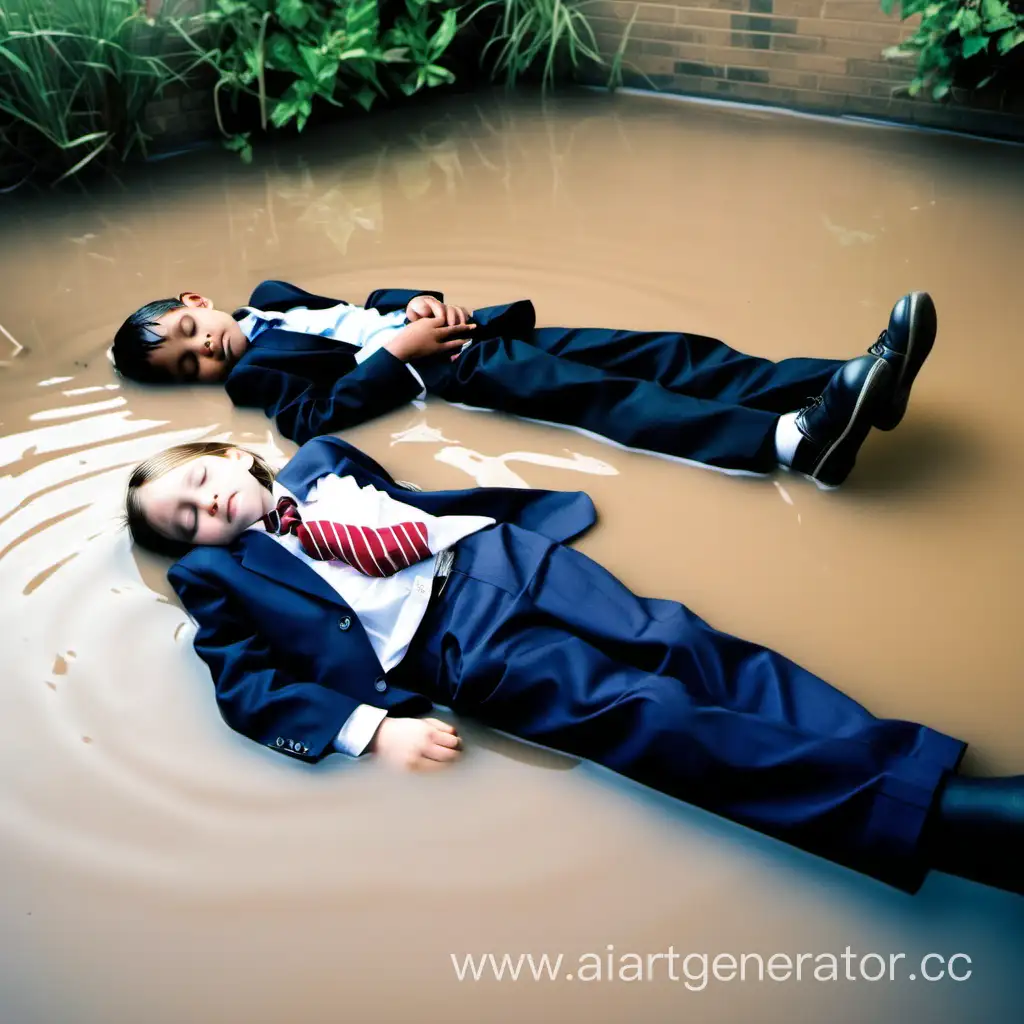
left=205, top=493, right=219, bottom=515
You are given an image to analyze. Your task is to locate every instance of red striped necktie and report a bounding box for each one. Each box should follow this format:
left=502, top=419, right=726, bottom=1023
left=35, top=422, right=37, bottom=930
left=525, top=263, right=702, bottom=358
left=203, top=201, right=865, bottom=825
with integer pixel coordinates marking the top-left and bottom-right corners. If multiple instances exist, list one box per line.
left=261, top=495, right=433, bottom=577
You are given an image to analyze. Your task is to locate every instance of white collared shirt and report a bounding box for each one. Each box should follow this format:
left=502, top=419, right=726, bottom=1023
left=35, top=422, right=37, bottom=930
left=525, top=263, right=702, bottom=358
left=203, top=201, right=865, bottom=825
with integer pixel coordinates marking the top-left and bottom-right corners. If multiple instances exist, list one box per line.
left=236, top=301, right=426, bottom=395
left=251, top=477, right=493, bottom=756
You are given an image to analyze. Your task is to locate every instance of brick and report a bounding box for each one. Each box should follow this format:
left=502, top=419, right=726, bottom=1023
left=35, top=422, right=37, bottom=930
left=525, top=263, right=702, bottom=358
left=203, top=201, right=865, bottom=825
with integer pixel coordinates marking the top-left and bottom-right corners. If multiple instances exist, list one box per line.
left=671, top=72, right=720, bottom=93
left=803, top=18, right=901, bottom=43
left=145, top=97, right=181, bottom=118
left=731, top=14, right=798, bottom=32
left=731, top=30, right=772, bottom=48
left=762, top=50, right=800, bottom=69
left=675, top=59, right=725, bottom=77
left=632, top=55, right=681, bottom=76
left=671, top=27, right=709, bottom=43
left=821, top=37, right=890, bottom=59
left=587, top=1, right=675, bottom=23
left=785, top=51, right=849, bottom=73
left=727, top=66, right=770, bottom=82
left=818, top=73, right=902, bottom=97
left=768, top=68, right=819, bottom=88
left=622, top=70, right=676, bottom=89
left=770, top=33, right=822, bottom=52
left=674, top=10, right=733, bottom=29
left=708, top=45, right=772, bottom=67
left=773, top=0, right=825, bottom=13
left=847, top=57, right=914, bottom=81
left=750, top=0, right=774, bottom=11
left=670, top=42, right=713, bottom=61
left=823, top=0, right=893, bottom=19
left=673, top=0, right=746, bottom=9
left=640, top=39, right=676, bottom=57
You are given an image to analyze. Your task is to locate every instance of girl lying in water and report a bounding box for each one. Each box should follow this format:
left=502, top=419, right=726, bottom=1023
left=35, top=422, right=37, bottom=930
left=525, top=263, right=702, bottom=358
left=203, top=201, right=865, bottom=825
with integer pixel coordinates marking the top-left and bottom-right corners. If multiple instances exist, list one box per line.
left=124, top=435, right=1022, bottom=897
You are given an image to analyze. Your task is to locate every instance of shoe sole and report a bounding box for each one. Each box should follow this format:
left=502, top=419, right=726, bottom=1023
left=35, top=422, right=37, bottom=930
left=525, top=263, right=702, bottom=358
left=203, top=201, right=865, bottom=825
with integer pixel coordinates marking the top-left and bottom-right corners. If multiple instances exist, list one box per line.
left=810, top=358, right=890, bottom=486
left=874, top=291, right=936, bottom=431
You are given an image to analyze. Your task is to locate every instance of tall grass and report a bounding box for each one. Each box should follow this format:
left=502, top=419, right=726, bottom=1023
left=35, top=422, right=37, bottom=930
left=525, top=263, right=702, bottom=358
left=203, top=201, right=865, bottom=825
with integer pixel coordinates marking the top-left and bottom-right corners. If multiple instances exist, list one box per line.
left=464, top=0, right=643, bottom=92
left=0, top=0, right=198, bottom=185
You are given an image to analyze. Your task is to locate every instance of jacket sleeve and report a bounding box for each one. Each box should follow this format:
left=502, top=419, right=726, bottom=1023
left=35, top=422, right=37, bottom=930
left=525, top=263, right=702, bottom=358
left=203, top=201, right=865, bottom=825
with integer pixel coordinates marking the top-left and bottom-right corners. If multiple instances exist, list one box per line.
left=226, top=347, right=422, bottom=445
left=169, top=561, right=360, bottom=762
left=363, top=288, right=443, bottom=316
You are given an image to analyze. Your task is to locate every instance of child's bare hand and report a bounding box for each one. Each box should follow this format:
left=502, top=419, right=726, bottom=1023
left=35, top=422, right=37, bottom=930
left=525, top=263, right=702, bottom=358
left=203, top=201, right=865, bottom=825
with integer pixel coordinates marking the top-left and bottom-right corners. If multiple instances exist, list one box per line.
left=369, top=716, right=462, bottom=771
left=386, top=315, right=476, bottom=363
left=406, top=294, right=473, bottom=327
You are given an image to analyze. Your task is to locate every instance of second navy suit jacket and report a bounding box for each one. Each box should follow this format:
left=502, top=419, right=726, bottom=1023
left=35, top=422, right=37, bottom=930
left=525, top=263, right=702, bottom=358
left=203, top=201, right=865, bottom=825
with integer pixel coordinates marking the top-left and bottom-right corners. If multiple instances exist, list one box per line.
left=168, top=435, right=596, bottom=763
left=224, top=280, right=537, bottom=445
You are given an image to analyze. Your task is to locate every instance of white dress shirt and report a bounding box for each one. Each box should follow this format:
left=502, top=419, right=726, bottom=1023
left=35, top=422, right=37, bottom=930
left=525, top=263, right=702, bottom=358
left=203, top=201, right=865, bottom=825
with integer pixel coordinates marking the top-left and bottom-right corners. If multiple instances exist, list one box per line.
left=252, top=477, right=494, bottom=757
left=236, top=301, right=427, bottom=395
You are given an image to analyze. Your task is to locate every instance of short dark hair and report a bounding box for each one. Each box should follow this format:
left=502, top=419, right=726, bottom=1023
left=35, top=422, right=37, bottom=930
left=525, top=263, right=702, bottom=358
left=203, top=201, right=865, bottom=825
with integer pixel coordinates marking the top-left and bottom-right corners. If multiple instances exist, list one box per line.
left=124, top=441, right=276, bottom=558
left=110, top=298, right=184, bottom=384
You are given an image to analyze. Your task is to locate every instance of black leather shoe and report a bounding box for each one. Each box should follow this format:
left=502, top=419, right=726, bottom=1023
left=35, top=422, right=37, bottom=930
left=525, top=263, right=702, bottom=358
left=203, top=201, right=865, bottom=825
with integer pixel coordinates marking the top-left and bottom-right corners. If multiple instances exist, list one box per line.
left=789, top=355, right=894, bottom=486
left=868, top=291, right=937, bottom=430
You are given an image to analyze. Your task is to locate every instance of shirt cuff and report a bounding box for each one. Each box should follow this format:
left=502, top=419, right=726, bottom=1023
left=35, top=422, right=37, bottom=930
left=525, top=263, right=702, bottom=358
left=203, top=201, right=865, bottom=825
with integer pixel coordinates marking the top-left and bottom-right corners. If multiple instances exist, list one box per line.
left=333, top=704, right=388, bottom=757
left=402, top=361, right=427, bottom=397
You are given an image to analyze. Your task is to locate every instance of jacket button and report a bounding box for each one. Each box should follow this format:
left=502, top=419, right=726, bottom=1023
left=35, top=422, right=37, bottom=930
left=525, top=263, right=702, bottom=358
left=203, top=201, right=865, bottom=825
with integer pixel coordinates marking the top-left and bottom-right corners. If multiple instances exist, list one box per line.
left=338, top=616, right=351, bottom=631
left=374, top=678, right=387, bottom=693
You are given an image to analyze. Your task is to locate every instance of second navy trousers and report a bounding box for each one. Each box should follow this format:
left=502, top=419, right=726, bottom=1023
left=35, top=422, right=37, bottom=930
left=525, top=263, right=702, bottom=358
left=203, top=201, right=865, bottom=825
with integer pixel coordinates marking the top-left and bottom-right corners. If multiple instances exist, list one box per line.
left=420, top=326, right=843, bottom=470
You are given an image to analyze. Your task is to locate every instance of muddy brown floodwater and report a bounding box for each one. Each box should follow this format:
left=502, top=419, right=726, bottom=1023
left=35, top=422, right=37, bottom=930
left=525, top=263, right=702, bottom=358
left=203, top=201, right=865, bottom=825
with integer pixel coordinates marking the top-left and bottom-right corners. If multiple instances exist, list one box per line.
left=1, top=88, right=1022, bottom=1023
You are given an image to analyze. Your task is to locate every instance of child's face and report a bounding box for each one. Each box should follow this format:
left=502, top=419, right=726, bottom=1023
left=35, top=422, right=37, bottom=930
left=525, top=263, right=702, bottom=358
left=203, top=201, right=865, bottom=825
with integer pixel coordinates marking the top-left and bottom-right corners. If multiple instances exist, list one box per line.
left=138, top=449, right=274, bottom=546
left=145, top=293, right=249, bottom=383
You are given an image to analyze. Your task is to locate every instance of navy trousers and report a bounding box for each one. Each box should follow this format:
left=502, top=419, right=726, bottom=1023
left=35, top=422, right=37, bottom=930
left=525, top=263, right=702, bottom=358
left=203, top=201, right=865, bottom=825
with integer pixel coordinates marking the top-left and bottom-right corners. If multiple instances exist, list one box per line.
left=420, top=327, right=842, bottom=471
left=400, top=525, right=966, bottom=892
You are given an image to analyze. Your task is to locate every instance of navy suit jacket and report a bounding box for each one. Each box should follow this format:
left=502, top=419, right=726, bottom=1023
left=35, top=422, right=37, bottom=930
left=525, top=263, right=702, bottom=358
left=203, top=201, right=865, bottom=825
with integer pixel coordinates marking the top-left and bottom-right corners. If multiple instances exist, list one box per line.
left=168, top=435, right=597, bottom=763
left=224, top=280, right=537, bottom=445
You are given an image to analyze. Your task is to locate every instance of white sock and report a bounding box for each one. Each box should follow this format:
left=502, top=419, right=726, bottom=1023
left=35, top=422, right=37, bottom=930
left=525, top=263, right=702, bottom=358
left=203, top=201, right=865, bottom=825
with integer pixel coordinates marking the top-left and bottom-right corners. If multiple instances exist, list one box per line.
left=774, top=412, right=804, bottom=467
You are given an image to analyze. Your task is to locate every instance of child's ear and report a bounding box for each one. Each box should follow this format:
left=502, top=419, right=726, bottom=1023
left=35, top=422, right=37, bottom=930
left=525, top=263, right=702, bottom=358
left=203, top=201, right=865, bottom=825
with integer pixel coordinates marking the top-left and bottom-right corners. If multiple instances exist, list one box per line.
left=225, top=447, right=255, bottom=470
left=179, top=291, right=211, bottom=308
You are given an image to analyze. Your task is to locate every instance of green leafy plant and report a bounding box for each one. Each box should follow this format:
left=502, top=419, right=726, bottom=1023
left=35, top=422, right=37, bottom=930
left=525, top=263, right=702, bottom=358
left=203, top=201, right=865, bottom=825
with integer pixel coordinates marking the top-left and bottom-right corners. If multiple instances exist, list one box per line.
left=0, top=0, right=199, bottom=186
left=462, top=0, right=643, bottom=92
left=882, top=0, right=1024, bottom=100
left=169, top=0, right=461, bottom=161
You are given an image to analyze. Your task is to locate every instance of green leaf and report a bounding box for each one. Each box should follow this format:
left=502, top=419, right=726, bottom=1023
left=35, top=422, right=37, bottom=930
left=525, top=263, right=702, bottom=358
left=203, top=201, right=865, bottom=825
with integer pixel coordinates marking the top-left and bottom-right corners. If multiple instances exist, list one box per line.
left=997, top=28, right=1024, bottom=54
left=269, top=98, right=299, bottom=127
left=265, top=32, right=299, bottom=70
left=958, top=9, right=982, bottom=33
left=298, top=44, right=325, bottom=78
left=353, top=86, right=377, bottom=111
left=961, top=35, right=990, bottom=58
left=932, top=80, right=951, bottom=100
left=275, top=0, right=310, bottom=32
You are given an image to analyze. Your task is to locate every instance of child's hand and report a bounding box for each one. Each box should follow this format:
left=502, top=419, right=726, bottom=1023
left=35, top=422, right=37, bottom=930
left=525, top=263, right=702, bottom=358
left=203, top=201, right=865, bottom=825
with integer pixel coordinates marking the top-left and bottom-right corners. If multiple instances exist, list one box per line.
left=386, top=315, right=476, bottom=363
left=406, top=294, right=473, bottom=327
left=368, top=716, right=462, bottom=771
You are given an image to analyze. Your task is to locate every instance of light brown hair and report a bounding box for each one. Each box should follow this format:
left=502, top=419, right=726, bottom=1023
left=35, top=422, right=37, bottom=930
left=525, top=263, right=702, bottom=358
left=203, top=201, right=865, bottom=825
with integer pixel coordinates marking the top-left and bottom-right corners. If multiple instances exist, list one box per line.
left=124, top=441, right=274, bottom=558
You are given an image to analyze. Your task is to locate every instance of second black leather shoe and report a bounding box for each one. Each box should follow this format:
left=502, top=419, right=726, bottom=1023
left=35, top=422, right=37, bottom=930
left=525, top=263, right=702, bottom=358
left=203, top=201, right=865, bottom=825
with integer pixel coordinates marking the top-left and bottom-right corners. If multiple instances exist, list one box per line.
left=789, top=355, right=894, bottom=487
left=868, top=291, right=937, bottom=430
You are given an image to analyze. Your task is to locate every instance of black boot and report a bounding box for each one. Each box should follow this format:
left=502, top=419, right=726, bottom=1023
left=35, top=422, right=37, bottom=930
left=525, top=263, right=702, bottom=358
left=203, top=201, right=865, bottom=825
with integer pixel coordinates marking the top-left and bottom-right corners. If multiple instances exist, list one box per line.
left=789, top=355, right=894, bottom=487
left=924, top=775, right=1024, bottom=895
left=868, top=291, right=937, bottom=431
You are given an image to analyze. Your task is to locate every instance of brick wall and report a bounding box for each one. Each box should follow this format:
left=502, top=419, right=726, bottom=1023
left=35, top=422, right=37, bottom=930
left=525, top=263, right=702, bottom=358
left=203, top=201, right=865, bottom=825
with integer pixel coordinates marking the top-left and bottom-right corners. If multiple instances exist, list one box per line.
left=584, top=0, right=1024, bottom=139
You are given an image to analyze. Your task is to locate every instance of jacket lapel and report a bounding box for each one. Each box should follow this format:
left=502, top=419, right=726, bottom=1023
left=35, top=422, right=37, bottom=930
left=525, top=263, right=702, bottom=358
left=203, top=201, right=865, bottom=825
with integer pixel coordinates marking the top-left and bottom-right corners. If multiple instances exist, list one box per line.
left=249, top=326, right=359, bottom=356
left=236, top=530, right=350, bottom=608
